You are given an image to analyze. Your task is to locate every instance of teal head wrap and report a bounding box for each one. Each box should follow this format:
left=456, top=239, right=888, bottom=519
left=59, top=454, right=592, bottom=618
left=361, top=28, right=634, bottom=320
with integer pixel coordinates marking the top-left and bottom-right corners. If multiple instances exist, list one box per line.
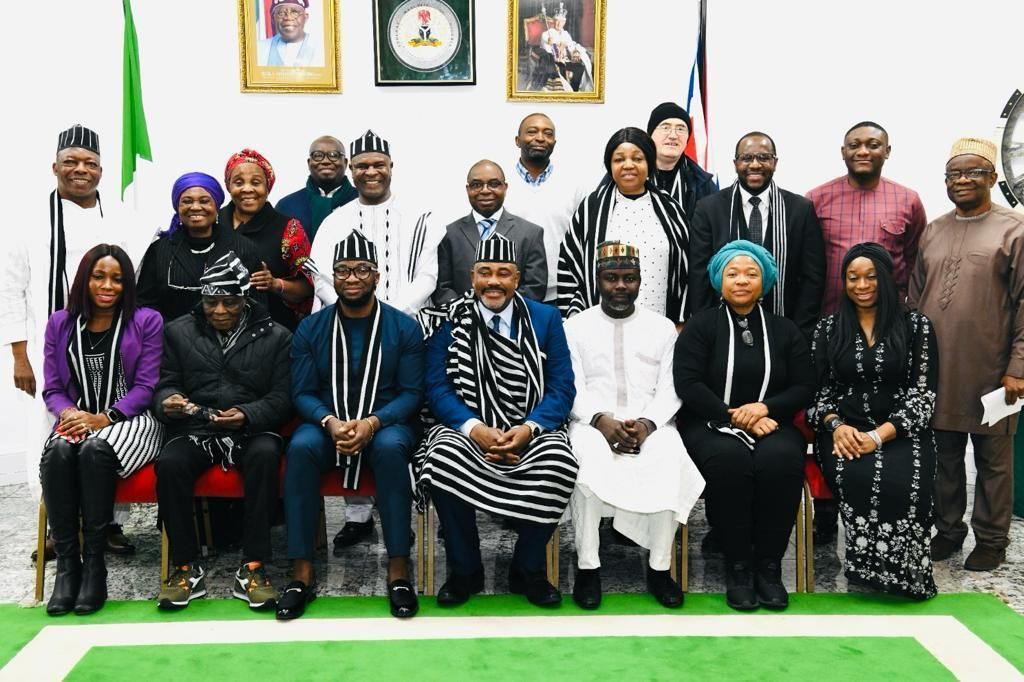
left=708, top=239, right=778, bottom=295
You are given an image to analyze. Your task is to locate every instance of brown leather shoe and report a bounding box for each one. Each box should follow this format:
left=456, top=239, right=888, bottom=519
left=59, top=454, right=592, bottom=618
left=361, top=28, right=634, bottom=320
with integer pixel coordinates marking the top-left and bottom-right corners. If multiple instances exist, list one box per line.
left=30, top=537, right=56, bottom=563
left=964, top=545, right=1005, bottom=572
left=105, top=524, right=136, bottom=555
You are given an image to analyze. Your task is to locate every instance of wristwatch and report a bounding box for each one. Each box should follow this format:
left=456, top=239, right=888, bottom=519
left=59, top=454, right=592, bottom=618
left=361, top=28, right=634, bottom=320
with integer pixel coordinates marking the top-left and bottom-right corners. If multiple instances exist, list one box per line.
left=103, top=407, right=125, bottom=425
left=824, top=416, right=844, bottom=432
left=524, top=420, right=543, bottom=439
left=320, top=414, right=335, bottom=429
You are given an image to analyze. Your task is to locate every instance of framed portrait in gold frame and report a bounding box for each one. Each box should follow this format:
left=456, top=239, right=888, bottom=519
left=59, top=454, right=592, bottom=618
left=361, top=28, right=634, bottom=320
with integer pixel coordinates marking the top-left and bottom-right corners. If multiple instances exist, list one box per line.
left=507, top=0, right=605, bottom=103
left=238, top=0, right=341, bottom=94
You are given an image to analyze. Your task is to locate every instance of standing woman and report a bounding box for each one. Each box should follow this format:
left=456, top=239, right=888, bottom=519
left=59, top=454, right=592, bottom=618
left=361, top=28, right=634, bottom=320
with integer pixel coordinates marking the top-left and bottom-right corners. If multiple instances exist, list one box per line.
left=674, top=240, right=814, bottom=611
left=137, top=172, right=261, bottom=322
left=40, top=244, right=164, bottom=615
left=221, top=148, right=314, bottom=330
left=558, top=127, right=689, bottom=324
left=809, top=242, right=938, bottom=600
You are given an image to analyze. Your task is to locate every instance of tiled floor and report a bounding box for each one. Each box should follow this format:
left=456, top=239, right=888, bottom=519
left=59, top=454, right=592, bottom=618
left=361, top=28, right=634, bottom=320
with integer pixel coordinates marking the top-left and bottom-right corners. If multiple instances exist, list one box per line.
left=2, top=483, right=1021, bottom=614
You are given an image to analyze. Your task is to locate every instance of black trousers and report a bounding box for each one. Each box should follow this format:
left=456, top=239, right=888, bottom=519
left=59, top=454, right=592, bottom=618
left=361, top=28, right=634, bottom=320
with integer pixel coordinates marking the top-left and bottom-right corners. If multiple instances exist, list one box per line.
left=156, top=434, right=282, bottom=566
left=682, top=424, right=804, bottom=562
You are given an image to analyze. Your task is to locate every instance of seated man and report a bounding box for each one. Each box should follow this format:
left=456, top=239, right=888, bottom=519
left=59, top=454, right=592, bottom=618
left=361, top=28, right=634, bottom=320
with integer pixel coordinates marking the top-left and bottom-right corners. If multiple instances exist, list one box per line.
left=278, top=230, right=425, bottom=620
left=564, top=242, right=705, bottom=609
left=154, top=252, right=292, bottom=610
left=416, top=233, right=577, bottom=607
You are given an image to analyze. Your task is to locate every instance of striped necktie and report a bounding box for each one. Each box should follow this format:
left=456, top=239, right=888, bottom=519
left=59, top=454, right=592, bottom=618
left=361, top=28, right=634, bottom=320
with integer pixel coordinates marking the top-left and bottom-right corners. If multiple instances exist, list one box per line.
left=478, top=218, right=496, bottom=240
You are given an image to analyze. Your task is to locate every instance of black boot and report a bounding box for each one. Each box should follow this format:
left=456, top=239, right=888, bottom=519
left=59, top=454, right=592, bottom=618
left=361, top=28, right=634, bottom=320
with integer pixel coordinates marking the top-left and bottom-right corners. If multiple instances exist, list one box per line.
left=754, top=558, right=788, bottom=610
left=74, top=440, right=118, bottom=615
left=39, top=440, right=82, bottom=615
left=725, top=560, right=758, bottom=611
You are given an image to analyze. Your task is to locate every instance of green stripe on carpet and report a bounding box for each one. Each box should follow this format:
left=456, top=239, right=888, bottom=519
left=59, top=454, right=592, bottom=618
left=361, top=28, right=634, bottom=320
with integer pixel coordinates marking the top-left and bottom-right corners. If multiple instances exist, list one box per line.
left=67, top=636, right=953, bottom=682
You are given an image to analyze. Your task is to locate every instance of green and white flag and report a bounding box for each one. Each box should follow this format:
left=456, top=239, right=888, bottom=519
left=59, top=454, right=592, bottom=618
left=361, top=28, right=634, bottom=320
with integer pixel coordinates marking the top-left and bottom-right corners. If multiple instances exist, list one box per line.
left=121, top=0, right=152, bottom=199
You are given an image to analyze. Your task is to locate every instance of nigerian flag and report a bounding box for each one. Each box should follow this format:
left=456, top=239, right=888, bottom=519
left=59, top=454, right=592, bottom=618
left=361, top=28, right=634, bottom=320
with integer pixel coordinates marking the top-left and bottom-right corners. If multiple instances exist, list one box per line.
left=121, top=0, right=152, bottom=199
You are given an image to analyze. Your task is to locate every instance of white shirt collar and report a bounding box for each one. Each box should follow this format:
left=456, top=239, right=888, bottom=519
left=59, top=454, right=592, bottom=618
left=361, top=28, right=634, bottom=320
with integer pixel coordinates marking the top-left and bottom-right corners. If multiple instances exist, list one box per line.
left=738, top=185, right=768, bottom=206
left=476, top=300, right=514, bottom=337
left=471, top=207, right=504, bottom=225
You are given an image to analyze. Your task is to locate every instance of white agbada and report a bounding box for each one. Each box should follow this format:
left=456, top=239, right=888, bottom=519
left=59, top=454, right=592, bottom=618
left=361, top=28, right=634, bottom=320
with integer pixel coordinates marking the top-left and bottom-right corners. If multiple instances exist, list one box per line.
left=0, top=198, right=131, bottom=495
left=565, top=304, right=704, bottom=567
left=310, top=195, right=442, bottom=316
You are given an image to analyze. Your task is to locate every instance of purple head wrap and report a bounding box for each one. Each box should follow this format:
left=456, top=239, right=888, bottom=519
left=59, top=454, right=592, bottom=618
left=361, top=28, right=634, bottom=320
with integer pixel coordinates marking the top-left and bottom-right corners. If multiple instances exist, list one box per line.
left=164, top=172, right=225, bottom=236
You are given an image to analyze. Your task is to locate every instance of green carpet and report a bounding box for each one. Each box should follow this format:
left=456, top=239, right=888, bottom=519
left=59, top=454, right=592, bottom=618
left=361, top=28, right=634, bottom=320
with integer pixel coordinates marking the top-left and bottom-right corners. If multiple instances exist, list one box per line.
left=2, top=593, right=1021, bottom=680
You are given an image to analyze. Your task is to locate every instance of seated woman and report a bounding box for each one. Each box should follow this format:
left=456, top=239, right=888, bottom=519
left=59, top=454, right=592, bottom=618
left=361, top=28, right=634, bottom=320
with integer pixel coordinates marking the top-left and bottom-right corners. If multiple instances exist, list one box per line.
left=808, top=242, right=938, bottom=600
left=674, top=240, right=814, bottom=611
left=221, top=148, right=315, bottom=330
left=153, top=252, right=292, bottom=611
left=137, top=172, right=262, bottom=322
left=558, top=127, right=689, bottom=325
left=40, top=244, right=164, bottom=615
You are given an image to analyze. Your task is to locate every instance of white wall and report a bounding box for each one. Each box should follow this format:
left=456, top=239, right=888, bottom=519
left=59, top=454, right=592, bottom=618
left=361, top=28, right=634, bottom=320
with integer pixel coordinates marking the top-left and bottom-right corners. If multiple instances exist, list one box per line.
left=2, top=0, right=1021, bottom=482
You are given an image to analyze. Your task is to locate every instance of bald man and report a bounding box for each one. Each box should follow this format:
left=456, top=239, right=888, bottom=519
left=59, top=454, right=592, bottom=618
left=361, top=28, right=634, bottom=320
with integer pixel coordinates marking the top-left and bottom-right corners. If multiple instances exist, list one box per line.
left=433, top=160, right=547, bottom=305
left=276, top=135, right=358, bottom=240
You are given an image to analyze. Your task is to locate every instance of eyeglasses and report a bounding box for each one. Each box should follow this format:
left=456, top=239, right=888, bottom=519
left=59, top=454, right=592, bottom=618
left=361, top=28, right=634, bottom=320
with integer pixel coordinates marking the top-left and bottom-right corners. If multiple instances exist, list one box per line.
left=943, top=168, right=992, bottom=181
left=654, top=123, right=689, bottom=137
left=737, top=317, right=754, bottom=347
left=467, top=179, right=506, bottom=191
left=735, top=153, right=776, bottom=165
left=333, top=265, right=377, bottom=280
left=273, top=7, right=304, bottom=19
left=310, top=151, right=344, bottom=162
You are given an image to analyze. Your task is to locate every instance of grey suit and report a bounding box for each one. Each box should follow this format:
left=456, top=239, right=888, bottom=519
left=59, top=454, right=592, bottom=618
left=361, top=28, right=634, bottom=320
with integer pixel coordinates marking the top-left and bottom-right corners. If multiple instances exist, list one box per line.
left=433, top=211, right=548, bottom=305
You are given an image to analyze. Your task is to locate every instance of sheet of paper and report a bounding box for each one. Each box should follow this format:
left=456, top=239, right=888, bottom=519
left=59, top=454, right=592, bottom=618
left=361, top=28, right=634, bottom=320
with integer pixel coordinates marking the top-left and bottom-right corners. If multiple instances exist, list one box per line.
left=980, top=387, right=1024, bottom=426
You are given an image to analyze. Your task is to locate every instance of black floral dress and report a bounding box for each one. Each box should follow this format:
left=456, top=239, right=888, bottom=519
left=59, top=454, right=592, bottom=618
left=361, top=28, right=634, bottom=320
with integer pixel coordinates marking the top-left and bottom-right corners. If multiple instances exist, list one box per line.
left=808, top=311, right=938, bottom=600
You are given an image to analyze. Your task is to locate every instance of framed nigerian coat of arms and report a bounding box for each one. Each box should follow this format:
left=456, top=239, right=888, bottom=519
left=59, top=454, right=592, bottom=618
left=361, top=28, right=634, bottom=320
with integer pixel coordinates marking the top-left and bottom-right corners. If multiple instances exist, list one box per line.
left=373, top=0, right=476, bottom=85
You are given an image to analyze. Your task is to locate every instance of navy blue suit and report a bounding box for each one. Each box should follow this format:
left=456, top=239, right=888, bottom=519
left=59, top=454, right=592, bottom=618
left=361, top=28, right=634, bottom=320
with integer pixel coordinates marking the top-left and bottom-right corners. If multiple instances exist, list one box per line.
left=285, top=301, right=424, bottom=560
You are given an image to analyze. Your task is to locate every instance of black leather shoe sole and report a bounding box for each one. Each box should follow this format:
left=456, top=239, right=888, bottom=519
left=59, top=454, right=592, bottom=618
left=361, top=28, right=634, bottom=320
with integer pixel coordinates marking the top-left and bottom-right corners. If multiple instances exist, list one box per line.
left=437, top=571, right=484, bottom=606
left=726, top=590, right=759, bottom=611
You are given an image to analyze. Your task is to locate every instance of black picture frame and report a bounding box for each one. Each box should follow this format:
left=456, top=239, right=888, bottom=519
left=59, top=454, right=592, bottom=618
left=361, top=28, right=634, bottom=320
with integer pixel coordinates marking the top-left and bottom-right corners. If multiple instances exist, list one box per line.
left=373, top=0, right=476, bottom=85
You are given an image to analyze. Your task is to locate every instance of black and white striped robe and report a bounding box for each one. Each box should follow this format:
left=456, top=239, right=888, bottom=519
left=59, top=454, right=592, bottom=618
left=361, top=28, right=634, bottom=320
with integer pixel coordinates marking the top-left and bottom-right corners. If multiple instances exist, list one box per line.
left=414, top=295, right=578, bottom=524
left=557, top=182, right=690, bottom=320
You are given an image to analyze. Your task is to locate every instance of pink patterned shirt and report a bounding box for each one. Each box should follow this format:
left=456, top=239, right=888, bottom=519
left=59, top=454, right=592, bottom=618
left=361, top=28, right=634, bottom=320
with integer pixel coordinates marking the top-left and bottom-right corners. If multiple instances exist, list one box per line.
left=807, top=175, right=927, bottom=314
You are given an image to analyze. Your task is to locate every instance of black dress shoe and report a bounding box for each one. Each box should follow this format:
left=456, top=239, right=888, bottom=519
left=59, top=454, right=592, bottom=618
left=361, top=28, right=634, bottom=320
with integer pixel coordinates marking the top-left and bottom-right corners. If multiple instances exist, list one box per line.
left=333, top=520, right=375, bottom=551
left=572, top=568, right=601, bottom=610
left=725, top=560, right=758, bottom=611
left=930, top=534, right=964, bottom=562
left=47, top=556, right=81, bottom=616
left=646, top=567, right=684, bottom=608
left=276, top=580, right=316, bottom=620
left=105, top=524, right=136, bottom=555
left=387, top=579, right=419, bottom=618
left=509, top=569, right=561, bottom=607
left=437, top=570, right=485, bottom=606
left=754, top=558, right=788, bottom=610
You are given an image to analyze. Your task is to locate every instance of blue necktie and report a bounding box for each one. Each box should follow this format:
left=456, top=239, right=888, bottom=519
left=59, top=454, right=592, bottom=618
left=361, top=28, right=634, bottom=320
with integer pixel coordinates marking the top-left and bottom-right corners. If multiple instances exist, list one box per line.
left=490, top=314, right=502, bottom=335
left=478, top=218, right=496, bottom=240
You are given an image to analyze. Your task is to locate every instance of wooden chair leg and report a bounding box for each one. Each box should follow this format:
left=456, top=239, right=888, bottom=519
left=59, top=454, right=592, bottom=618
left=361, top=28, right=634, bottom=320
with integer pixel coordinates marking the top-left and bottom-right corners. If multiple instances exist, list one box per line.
left=670, top=524, right=679, bottom=581
left=545, top=526, right=560, bottom=587
left=680, top=524, right=689, bottom=593
left=425, top=500, right=436, bottom=596
left=35, top=501, right=48, bottom=603
left=200, top=498, right=213, bottom=558
left=805, top=484, right=815, bottom=592
left=415, top=510, right=426, bottom=594
left=160, top=525, right=170, bottom=584
left=795, top=483, right=807, bottom=593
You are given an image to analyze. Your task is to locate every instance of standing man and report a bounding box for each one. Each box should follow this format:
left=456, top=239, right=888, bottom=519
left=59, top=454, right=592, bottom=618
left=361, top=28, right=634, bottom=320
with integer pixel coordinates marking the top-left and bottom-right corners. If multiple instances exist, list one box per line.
left=503, top=113, right=588, bottom=305
left=0, top=125, right=135, bottom=557
left=908, top=137, right=1024, bottom=572
left=278, top=231, right=424, bottom=620
left=565, top=241, right=704, bottom=610
left=311, top=130, right=441, bottom=541
left=276, top=135, right=358, bottom=241
left=416, top=234, right=577, bottom=607
left=257, top=0, right=323, bottom=67
left=647, top=102, right=716, bottom=219
left=806, top=121, right=927, bottom=544
left=688, top=132, right=825, bottom=339
left=434, top=159, right=547, bottom=305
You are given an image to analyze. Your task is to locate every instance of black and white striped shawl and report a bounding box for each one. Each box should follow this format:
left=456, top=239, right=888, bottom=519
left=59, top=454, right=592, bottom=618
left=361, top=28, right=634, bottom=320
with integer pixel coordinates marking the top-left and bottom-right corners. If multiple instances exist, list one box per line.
left=331, top=301, right=384, bottom=487
left=48, top=190, right=104, bottom=316
left=725, top=181, right=788, bottom=317
left=66, top=312, right=126, bottom=414
left=557, top=183, right=689, bottom=320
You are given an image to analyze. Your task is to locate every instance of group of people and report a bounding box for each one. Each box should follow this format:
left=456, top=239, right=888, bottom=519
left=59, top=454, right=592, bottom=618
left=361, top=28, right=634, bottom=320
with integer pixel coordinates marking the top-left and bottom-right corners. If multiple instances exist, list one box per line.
left=8, top=104, right=1022, bottom=621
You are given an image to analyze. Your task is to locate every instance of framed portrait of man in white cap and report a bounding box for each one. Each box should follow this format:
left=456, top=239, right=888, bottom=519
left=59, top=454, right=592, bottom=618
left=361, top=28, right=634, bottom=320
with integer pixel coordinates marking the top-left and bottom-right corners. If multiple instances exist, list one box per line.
left=238, top=0, right=341, bottom=93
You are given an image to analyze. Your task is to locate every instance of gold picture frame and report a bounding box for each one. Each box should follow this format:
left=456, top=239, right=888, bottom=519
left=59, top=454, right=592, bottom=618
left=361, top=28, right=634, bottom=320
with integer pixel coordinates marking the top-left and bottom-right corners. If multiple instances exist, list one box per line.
left=238, top=0, right=341, bottom=94
left=506, top=0, right=605, bottom=103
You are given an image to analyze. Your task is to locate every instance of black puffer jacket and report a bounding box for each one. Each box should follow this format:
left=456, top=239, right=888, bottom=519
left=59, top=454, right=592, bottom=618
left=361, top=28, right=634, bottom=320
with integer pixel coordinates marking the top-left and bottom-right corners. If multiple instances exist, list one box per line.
left=153, top=301, right=293, bottom=439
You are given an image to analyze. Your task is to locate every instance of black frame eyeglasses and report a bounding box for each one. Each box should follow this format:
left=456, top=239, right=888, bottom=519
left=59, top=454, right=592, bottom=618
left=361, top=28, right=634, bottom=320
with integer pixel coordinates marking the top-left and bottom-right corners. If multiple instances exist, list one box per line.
left=310, top=151, right=344, bottom=163
left=333, top=265, right=377, bottom=280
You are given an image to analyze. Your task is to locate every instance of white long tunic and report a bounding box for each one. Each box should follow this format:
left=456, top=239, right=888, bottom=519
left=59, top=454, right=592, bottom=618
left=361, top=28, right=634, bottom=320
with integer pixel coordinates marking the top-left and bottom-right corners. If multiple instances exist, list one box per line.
left=564, top=305, right=704, bottom=529
left=310, top=195, right=443, bottom=316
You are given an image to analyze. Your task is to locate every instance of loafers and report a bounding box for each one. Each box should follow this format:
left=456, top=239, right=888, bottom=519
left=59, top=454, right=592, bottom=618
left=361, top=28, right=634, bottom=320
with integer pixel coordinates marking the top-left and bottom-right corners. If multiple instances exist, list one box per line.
left=387, top=579, right=419, bottom=618
left=754, top=558, right=788, bottom=610
left=276, top=580, right=316, bottom=620
left=929, top=534, right=964, bottom=562
left=725, top=560, right=758, bottom=611
left=572, top=568, right=601, bottom=610
left=437, top=570, right=484, bottom=606
left=509, top=568, right=561, bottom=607
left=105, top=524, right=136, bottom=555
left=332, top=520, right=375, bottom=551
left=964, top=544, right=1006, bottom=572
left=646, top=567, right=684, bottom=609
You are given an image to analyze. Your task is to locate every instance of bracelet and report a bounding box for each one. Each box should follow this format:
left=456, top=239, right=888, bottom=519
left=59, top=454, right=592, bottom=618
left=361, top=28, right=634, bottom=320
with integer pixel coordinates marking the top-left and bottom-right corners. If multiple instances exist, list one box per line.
left=866, top=429, right=883, bottom=450
left=275, top=278, right=285, bottom=295
left=365, top=417, right=377, bottom=437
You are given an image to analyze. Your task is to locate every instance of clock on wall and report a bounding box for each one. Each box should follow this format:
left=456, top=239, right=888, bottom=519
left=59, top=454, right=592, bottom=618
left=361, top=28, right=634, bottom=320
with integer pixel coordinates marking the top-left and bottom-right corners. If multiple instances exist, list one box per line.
left=996, top=89, right=1024, bottom=211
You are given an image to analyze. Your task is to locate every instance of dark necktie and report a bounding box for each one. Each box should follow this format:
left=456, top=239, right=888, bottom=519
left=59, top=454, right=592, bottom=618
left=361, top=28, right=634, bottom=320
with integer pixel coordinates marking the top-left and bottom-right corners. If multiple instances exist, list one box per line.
left=490, top=314, right=502, bottom=335
left=748, top=196, right=763, bottom=244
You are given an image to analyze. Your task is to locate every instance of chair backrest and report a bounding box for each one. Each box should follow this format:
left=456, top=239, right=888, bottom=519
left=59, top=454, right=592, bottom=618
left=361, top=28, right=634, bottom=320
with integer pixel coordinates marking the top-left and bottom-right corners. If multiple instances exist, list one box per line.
left=523, top=14, right=549, bottom=45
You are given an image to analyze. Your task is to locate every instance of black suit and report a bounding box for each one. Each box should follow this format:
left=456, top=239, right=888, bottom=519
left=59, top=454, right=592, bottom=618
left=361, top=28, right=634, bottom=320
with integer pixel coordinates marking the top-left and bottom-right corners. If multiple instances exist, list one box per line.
left=688, top=186, right=825, bottom=338
left=434, top=210, right=548, bottom=305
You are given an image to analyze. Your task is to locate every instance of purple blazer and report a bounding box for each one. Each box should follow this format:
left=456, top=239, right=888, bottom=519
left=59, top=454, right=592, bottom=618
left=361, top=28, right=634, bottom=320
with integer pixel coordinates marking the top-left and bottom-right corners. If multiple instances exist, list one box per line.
left=42, top=306, right=163, bottom=425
